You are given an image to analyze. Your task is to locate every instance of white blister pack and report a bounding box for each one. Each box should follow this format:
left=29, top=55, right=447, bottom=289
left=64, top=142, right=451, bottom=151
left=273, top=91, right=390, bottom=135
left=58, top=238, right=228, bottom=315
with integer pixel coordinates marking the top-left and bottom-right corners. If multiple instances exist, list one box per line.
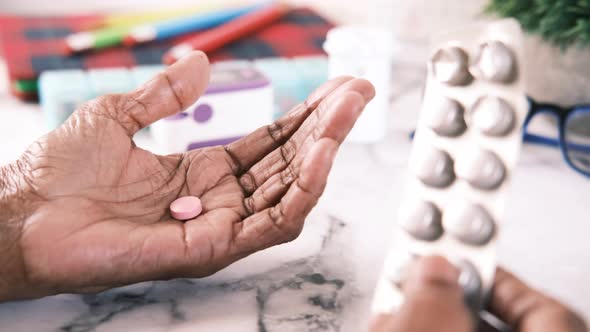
left=372, top=19, right=527, bottom=315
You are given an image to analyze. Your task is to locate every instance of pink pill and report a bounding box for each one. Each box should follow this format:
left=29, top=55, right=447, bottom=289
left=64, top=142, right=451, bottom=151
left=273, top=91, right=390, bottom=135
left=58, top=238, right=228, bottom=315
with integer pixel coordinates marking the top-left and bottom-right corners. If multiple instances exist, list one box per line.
left=170, top=196, right=203, bottom=221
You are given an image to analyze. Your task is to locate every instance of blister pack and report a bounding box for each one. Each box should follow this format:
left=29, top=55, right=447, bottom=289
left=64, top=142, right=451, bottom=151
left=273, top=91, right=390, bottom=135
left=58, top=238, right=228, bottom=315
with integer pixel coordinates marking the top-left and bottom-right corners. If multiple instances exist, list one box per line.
left=372, top=19, right=527, bottom=315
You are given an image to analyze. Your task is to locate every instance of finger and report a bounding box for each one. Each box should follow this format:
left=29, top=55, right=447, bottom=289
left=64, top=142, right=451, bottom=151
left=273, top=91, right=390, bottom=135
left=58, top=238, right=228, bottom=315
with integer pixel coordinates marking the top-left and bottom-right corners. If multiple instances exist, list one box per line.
left=243, top=89, right=368, bottom=215
left=117, top=51, right=210, bottom=136
left=370, top=256, right=472, bottom=332
left=490, top=268, right=587, bottom=332
left=231, top=136, right=340, bottom=256
left=239, top=78, right=375, bottom=198
left=224, top=76, right=355, bottom=174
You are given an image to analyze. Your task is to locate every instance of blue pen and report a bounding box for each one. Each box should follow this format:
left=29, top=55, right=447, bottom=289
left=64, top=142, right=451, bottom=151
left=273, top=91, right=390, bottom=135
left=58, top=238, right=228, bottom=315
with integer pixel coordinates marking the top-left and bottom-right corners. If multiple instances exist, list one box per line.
left=127, top=3, right=267, bottom=44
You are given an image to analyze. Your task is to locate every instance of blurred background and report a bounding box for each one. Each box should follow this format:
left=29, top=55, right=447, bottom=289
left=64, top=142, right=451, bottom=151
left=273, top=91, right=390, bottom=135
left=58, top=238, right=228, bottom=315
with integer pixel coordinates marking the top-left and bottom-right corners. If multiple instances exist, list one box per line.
left=0, top=0, right=488, bottom=28
left=0, top=0, right=496, bottom=164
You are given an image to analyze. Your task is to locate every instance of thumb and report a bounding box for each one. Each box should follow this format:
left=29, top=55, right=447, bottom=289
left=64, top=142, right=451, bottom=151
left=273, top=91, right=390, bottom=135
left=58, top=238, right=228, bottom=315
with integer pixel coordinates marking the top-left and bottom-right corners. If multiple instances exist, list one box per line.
left=116, top=51, right=210, bottom=136
left=370, top=256, right=474, bottom=332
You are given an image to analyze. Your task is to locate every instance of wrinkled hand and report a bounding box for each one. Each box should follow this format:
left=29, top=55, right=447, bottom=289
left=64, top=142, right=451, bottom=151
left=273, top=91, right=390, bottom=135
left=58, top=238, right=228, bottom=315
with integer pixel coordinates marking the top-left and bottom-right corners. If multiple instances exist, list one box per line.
left=370, top=256, right=588, bottom=332
left=0, top=51, right=375, bottom=301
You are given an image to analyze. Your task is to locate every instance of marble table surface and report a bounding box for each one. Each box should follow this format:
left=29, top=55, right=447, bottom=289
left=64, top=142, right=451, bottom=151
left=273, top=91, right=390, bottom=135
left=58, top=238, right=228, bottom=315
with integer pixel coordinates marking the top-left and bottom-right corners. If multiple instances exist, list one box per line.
left=1, top=41, right=589, bottom=332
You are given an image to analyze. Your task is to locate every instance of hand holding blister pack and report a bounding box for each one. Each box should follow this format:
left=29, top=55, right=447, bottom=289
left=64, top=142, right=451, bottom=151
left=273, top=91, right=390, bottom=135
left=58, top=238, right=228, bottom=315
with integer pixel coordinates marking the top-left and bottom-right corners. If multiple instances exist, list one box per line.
left=372, top=19, right=527, bottom=317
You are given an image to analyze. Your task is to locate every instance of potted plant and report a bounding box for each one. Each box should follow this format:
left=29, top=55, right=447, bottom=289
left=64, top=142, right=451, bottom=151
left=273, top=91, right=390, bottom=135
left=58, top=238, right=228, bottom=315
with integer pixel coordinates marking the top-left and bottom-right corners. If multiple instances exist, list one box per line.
left=486, top=0, right=590, bottom=106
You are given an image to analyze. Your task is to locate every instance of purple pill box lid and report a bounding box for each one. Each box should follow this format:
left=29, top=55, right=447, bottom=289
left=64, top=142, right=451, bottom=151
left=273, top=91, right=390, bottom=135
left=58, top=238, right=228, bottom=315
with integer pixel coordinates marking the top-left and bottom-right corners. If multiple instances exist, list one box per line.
left=205, top=67, right=270, bottom=95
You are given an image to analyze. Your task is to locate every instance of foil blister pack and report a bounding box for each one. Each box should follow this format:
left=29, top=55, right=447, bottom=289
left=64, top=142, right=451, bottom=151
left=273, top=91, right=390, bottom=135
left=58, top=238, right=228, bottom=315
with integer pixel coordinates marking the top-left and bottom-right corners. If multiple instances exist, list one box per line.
left=372, top=19, right=527, bottom=315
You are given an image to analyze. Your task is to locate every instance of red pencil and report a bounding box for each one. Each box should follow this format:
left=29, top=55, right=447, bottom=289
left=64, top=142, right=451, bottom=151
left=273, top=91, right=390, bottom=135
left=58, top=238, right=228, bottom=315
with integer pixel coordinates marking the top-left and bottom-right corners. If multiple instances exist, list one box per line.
left=163, top=2, right=290, bottom=64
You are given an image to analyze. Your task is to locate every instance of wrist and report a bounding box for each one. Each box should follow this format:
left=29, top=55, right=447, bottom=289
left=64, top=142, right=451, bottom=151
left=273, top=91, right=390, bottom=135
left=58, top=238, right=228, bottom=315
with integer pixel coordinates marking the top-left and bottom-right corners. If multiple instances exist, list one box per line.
left=0, top=159, right=35, bottom=301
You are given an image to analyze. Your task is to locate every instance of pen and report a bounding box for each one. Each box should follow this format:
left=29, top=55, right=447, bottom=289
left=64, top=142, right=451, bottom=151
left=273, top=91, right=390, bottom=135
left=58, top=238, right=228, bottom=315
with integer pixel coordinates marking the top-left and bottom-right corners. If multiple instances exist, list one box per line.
left=163, top=2, right=290, bottom=64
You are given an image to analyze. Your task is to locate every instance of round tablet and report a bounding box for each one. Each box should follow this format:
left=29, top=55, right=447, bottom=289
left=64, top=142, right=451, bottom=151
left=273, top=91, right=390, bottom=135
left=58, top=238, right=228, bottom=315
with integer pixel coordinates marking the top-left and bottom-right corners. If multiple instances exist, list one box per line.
left=455, top=260, right=483, bottom=309
left=413, top=148, right=456, bottom=188
left=399, top=200, right=444, bottom=241
left=427, top=97, right=467, bottom=137
left=470, top=41, right=516, bottom=83
left=430, top=46, right=472, bottom=86
left=445, top=203, right=495, bottom=246
left=170, top=196, right=203, bottom=221
left=470, top=96, right=516, bottom=137
left=457, top=149, right=506, bottom=190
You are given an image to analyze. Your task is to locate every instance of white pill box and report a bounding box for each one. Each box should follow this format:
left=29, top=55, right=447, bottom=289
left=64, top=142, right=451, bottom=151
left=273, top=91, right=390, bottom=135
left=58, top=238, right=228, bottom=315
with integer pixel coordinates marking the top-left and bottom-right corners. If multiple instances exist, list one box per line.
left=39, top=69, right=94, bottom=130
left=150, top=66, right=274, bottom=153
left=373, top=19, right=527, bottom=315
left=39, top=56, right=328, bottom=135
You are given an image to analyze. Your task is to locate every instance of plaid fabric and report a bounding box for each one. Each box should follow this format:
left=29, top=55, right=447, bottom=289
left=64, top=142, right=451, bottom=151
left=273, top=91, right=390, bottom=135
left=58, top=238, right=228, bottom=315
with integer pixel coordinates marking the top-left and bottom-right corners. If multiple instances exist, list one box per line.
left=0, top=8, right=332, bottom=99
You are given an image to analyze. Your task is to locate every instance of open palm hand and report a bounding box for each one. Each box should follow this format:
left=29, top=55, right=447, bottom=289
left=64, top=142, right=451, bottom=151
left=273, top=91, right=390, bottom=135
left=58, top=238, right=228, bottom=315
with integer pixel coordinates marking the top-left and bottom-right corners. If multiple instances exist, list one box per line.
left=3, top=52, right=374, bottom=300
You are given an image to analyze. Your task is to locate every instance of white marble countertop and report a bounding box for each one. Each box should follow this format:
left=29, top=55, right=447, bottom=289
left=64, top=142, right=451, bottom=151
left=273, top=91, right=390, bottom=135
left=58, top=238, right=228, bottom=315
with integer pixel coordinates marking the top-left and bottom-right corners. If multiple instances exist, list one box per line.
left=1, top=2, right=590, bottom=329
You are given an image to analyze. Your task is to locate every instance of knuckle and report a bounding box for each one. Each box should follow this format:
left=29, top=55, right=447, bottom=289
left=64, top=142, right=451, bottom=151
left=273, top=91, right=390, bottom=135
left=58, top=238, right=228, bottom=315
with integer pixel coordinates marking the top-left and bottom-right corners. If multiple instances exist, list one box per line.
left=243, top=196, right=256, bottom=215
left=268, top=204, right=283, bottom=228
left=239, top=171, right=257, bottom=194
left=315, top=98, right=329, bottom=119
left=259, top=186, right=274, bottom=206
left=121, top=98, right=147, bottom=132
left=223, top=145, right=243, bottom=175
left=310, top=123, right=324, bottom=141
left=159, top=72, right=185, bottom=109
left=267, top=121, right=284, bottom=144
left=268, top=203, right=303, bottom=244
left=279, top=163, right=298, bottom=187
left=279, top=139, right=297, bottom=165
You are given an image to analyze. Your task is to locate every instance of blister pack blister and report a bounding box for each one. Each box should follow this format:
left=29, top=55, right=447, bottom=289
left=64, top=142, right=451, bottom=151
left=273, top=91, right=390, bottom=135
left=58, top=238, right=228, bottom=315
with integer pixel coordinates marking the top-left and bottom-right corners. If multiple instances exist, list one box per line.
left=372, top=19, right=527, bottom=315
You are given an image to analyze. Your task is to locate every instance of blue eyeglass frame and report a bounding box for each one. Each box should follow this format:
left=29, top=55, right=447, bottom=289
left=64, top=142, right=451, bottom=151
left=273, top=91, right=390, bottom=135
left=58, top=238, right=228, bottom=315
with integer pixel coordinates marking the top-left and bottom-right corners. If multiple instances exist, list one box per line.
left=524, top=98, right=590, bottom=178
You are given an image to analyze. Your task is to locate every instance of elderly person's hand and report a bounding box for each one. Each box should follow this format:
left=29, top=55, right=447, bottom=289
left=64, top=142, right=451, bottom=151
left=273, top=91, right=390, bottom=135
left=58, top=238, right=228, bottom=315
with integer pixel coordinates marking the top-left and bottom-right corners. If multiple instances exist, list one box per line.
left=370, top=256, right=588, bottom=332
left=0, top=51, right=375, bottom=301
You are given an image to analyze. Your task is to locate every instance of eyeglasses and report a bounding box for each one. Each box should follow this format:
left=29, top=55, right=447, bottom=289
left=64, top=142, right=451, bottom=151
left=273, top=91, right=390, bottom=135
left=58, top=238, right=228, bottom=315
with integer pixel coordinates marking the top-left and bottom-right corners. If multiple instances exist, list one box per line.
left=524, top=99, right=590, bottom=178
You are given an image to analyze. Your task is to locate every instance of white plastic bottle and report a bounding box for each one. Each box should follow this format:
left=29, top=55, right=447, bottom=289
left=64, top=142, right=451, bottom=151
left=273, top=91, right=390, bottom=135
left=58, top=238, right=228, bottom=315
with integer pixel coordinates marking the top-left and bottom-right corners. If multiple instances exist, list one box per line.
left=323, top=26, right=395, bottom=143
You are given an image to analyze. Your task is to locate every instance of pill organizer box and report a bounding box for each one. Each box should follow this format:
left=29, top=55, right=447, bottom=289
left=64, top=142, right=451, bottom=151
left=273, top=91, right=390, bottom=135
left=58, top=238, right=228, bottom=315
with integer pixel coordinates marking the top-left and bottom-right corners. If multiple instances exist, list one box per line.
left=39, top=56, right=328, bottom=131
left=253, top=55, right=328, bottom=119
left=372, top=19, right=527, bottom=316
left=39, top=69, right=95, bottom=130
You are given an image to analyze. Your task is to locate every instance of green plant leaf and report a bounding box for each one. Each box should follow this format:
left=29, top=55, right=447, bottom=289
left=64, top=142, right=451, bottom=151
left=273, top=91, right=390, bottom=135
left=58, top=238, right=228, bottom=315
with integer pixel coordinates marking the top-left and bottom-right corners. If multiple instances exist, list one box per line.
left=485, top=0, right=590, bottom=48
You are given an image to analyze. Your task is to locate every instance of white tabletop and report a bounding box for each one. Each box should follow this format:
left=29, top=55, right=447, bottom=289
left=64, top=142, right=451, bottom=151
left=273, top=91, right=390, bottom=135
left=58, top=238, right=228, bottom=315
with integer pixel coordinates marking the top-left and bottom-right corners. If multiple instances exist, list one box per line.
left=1, top=1, right=589, bottom=331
